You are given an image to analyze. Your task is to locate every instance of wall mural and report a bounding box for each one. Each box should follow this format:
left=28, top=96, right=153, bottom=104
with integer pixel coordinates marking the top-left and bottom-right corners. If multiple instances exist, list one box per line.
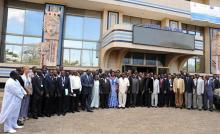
left=41, top=4, right=64, bottom=67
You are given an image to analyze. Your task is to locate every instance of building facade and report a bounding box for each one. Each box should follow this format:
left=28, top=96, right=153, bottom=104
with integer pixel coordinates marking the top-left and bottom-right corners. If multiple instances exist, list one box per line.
left=0, top=0, right=220, bottom=81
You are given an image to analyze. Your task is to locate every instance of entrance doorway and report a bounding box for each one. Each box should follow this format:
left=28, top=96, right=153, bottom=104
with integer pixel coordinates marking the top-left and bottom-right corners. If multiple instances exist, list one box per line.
left=122, top=65, right=157, bottom=74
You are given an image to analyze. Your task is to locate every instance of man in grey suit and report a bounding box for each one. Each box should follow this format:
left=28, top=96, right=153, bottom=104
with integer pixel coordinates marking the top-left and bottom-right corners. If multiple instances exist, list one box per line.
left=130, top=73, right=139, bottom=107
left=204, top=75, right=214, bottom=111
left=80, top=70, right=94, bottom=112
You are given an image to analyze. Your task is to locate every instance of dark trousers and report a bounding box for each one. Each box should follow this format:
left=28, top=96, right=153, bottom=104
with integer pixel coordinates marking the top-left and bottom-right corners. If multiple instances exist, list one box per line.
left=164, top=92, right=169, bottom=107
left=50, top=96, right=56, bottom=115
left=126, top=93, right=131, bottom=107
left=100, top=93, right=109, bottom=108
left=56, top=97, right=63, bottom=115
left=204, top=92, right=213, bottom=110
left=43, top=96, right=51, bottom=116
left=144, top=91, right=151, bottom=107
left=81, top=87, right=92, bottom=111
left=137, top=91, right=144, bottom=106
left=63, top=96, right=70, bottom=113
left=32, top=96, right=41, bottom=117
left=131, top=93, right=137, bottom=106
left=72, top=89, right=80, bottom=111
left=158, top=92, right=164, bottom=107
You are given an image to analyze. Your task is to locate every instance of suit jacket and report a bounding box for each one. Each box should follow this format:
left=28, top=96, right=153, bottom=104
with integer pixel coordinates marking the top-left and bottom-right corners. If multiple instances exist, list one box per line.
left=184, top=77, right=194, bottom=93
left=131, top=77, right=139, bottom=94
left=45, top=75, right=56, bottom=97
left=81, top=73, right=94, bottom=94
left=81, top=74, right=94, bottom=88
left=204, top=79, right=214, bottom=96
left=159, top=78, right=165, bottom=94
left=58, top=76, right=71, bottom=96
left=213, top=79, right=219, bottom=90
left=173, top=78, right=185, bottom=94
left=145, top=78, right=153, bottom=93
left=99, top=78, right=111, bottom=94
left=139, top=77, right=145, bottom=94
left=127, top=76, right=133, bottom=94
left=164, top=79, right=170, bottom=93
left=32, top=75, right=43, bottom=99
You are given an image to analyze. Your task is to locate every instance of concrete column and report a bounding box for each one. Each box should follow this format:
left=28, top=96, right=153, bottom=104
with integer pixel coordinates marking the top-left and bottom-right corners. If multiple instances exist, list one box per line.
left=204, top=27, right=211, bottom=74
left=102, top=10, right=108, bottom=34
left=0, top=0, right=5, bottom=62
left=161, top=18, right=169, bottom=28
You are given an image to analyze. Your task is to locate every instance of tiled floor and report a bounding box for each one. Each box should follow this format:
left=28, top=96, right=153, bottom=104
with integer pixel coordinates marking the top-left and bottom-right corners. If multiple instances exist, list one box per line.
left=0, top=107, right=220, bottom=134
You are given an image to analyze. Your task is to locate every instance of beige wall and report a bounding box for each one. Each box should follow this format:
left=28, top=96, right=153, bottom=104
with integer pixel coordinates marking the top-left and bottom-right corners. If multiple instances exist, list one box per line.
left=204, top=27, right=211, bottom=74
left=209, top=0, right=220, bottom=6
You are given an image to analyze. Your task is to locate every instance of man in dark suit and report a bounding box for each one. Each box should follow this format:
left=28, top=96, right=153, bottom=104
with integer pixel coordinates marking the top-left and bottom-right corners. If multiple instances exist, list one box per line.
left=213, top=75, right=219, bottom=90
left=52, top=70, right=61, bottom=116
left=99, top=73, right=111, bottom=108
left=80, top=70, right=94, bottom=112
left=163, top=75, right=170, bottom=107
left=137, top=72, right=145, bottom=107
left=126, top=70, right=133, bottom=108
left=158, top=74, right=165, bottom=107
left=31, top=71, right=44, bottom=119
left=130, top=73, right=139, bottom=107
left=145, top=74, right=153, bottom=107
left=44, top=70, right=56, bottom=116
left=184, top=74, right=194, bottom=109
left=57, top=70, right=71, bottom=115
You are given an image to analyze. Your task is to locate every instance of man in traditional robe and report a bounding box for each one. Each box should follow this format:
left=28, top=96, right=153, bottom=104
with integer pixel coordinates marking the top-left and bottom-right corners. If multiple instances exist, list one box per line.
left=0, top=71, right=26, bottom=133
left=118, top=73, right=130, bottom=109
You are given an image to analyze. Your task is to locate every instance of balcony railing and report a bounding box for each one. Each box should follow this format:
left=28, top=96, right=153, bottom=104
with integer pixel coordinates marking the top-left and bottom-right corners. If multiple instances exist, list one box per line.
left=102, top=24, right=203, bottom=50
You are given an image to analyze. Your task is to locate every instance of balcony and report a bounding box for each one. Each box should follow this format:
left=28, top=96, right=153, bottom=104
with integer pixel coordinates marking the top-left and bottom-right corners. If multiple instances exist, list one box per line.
left=102, top=24, right=203, bottom=55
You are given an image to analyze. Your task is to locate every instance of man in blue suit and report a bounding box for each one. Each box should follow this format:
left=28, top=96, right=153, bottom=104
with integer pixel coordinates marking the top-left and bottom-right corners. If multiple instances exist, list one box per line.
left=204, top=75, right=214, bottom=111
left=81, top=70, right=94, bottom=112
left=57, top=70, right=71, bottom=115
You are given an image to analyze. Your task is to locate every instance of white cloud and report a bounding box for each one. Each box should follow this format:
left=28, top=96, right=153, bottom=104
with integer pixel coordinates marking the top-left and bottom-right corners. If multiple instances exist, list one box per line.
left=8, top=8, right=25, bottom=24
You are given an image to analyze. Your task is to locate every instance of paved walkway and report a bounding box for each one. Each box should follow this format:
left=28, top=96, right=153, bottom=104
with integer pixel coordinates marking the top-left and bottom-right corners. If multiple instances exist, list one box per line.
left=0, top=107, right=220, bottom=134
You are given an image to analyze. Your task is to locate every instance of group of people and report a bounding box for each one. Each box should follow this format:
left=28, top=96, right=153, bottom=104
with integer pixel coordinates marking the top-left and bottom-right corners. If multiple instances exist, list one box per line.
left=0, top=65, right=219, bottom=133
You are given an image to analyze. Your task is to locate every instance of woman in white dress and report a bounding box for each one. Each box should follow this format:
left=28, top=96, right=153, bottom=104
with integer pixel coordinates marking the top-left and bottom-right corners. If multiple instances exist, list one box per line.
left=91, top=75, right=100, bottom=108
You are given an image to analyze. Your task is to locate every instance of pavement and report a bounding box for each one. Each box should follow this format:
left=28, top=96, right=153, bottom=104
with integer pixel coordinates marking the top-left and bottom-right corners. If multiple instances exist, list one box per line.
left=0, top=107, right=220, bottom=134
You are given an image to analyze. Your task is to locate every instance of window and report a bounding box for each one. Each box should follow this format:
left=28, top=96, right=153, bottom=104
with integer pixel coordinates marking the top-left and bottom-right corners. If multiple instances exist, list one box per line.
left=182, top=23, right=204, bottom=50
left=108, top=11, right=119, bottom=29
left=63, top=12, right=101, bottom=67
left=188, top=58, right=195, bottom=73
left=123, top=15, right=161, bottom=26
left=84, top=17, right=101, bottom=41
left=64, top=16, right=83, bottom=40
left=146, top=55, right=156, bottom=65
left=4, top=8, right=43, bottom=64
left=187, top=25, right=196, bottom=35
left=133, top=53, right=144, bottom=65
left=130, top=17, right=141, bottom=25
left=181, top=57, right=202, bottom=73
left=123, top=53, right=131, bottom=64
left=169, top=20, right=178, bottom=30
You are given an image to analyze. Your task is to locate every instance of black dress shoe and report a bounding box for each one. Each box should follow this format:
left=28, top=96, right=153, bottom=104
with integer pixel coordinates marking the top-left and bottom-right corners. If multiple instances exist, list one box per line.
left=75, top=110, right=80, bottom=112
left=87, top=110, right=93, bottom=112
left=33, top=116, right=38, bottom=119
left=17, top=120, right=24, bottom=126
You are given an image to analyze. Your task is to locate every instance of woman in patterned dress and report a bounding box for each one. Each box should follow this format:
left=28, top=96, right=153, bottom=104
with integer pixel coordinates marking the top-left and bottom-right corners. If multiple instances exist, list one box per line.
left=108, top=71, right=119, bottom=108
